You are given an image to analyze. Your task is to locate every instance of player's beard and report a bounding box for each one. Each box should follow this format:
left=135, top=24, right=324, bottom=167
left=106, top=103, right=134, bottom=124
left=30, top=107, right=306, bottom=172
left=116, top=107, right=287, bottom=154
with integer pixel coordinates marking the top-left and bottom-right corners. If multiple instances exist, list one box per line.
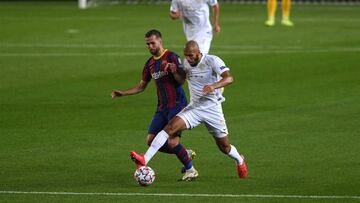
left=189, top=54, right=201, bottom=67
left=150, top=47, right=160, bottom=56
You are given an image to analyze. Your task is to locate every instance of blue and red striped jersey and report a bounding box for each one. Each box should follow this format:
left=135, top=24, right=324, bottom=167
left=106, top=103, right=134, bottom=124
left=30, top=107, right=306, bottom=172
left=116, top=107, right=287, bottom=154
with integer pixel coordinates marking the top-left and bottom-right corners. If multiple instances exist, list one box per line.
left=142, top=50, right=187, bottom=111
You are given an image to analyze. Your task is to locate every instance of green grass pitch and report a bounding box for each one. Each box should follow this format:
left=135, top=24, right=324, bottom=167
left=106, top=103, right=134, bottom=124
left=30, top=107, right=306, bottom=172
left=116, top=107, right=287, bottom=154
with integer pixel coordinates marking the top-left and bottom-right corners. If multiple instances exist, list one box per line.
left=0, top=1, right=360, bottom=202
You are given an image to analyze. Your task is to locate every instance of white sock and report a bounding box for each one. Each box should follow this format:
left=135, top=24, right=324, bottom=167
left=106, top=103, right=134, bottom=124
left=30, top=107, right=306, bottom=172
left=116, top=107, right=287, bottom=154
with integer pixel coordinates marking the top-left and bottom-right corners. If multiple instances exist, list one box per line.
left=228, top=145, right=244, bottom=165
left=144, top=130, right=169, bottom=164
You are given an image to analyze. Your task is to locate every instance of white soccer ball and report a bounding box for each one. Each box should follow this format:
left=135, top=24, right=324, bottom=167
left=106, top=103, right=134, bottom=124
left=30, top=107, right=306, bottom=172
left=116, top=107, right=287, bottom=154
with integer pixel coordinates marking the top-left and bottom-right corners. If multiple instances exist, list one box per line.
left=134, top=166, right=155, bottom=186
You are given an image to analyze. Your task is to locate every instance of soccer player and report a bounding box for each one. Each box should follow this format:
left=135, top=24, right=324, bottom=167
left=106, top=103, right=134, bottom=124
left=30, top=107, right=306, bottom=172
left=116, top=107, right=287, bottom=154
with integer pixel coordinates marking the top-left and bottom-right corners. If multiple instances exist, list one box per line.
left=265, top=0, right=294, bottom=27
left=169, top=0, right=220, bottom=54
left=130, top=40, right=248, bottom=179
left=112, top=29, right=198, bottom=180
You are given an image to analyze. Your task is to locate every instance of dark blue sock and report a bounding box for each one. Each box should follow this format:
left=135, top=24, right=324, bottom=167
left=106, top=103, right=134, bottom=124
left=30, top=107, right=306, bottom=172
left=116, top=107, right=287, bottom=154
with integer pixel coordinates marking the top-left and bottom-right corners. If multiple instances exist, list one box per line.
left=173, top=144, right=192, bottom=170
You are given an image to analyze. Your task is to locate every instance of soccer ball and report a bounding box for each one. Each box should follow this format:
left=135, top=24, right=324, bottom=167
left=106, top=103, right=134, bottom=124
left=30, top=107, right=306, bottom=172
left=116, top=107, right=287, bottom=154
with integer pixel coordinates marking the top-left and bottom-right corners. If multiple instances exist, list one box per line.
left=134, top=166, right=155, bottom=186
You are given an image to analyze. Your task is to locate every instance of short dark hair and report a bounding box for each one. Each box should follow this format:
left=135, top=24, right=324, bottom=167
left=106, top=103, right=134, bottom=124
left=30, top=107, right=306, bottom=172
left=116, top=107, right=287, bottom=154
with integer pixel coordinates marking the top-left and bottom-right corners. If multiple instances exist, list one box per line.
left=185, top=40, right=199, bottom=49
left=145, top=29, right=162, bottom=38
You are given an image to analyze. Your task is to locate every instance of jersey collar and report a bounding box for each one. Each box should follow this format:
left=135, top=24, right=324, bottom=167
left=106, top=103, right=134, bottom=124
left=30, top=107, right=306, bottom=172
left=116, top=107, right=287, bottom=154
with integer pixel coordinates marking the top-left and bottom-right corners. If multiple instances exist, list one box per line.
left=153, top=49, right=168, bottom=60
left=197, top=53, right=205, bottom=67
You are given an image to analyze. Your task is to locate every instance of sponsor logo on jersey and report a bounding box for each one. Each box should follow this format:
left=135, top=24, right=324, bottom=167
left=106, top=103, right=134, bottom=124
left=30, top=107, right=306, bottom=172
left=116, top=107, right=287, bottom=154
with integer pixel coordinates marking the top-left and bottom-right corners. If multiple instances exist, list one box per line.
left=152, top=71, right=168, bottom=80
left=219, top=66, right=227, bottom=70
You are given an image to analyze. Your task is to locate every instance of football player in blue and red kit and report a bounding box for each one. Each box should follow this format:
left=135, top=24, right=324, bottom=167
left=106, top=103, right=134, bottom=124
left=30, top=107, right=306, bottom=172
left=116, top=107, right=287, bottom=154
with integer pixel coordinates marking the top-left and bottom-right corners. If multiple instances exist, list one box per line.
left=112, top=29, right=198, bottom=181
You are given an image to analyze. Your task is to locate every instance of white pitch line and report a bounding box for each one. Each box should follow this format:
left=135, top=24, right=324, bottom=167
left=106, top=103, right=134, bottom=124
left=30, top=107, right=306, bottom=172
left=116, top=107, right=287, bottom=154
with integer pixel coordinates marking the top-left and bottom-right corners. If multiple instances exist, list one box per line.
left=0, top=43, right=145, bottom=48
left=1, top=43, right=359, bottom=52
left=0, top=43, right=304, bottom=49
left=0, top=191, right=359, bottom=200
left=0, top=48, right=360, bottom=57
left=0, top=52, right=147, bottom=57
left=221, top=17, right=360, bottom=23
left=215, top=48, right=360, bottom=54
left=1, top=17, right=360, bottom=23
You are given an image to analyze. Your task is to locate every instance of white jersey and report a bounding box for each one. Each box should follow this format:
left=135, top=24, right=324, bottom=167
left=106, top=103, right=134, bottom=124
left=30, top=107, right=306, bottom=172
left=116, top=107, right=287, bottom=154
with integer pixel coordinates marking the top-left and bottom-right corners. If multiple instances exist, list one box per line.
left=170, top=0, right=217, bottom=41
left=183, top=54, right=229, bottom=109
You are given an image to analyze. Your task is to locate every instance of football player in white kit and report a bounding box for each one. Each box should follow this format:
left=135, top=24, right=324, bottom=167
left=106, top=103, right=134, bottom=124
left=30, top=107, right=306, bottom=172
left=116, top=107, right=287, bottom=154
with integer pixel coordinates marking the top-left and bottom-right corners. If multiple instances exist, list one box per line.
left=131, top=40, right=248, bottom=180
left=169, top=0, right=220, bottom=54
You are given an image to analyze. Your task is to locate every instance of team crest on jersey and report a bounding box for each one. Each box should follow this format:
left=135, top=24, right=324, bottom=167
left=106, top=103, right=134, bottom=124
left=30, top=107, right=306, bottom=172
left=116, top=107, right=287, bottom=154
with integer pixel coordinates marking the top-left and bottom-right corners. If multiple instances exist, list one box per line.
left=198, top=63, right=205, bottom=69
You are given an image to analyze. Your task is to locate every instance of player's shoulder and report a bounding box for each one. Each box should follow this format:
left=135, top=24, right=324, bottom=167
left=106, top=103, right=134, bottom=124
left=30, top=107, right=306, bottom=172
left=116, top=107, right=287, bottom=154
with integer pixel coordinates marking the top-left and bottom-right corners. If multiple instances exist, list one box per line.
left=145, top=56, right=154, bottom=63
left=144, top=56, right=155, bottom=68
left=166, top=50, right=180, bottom=57
left=183, top=58, right=191, bottom=68
left=164, top=50, right=182, bottom=62
left=203, top=54, right=223, bottom=63
left=204, top=54, right=218, bottom=59
left=202, top=54, right=227, bottom=70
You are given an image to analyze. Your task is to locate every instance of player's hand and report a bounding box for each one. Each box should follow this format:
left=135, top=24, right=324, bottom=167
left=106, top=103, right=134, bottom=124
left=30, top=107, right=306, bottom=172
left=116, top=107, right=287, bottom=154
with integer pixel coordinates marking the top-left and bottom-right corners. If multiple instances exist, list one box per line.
left=165, top=63, right=177, bottom=74
left=170, top=11, right=182, bottom=20
left=203, top=85, right=215, bottom=95
left=111, top=90, right=124, bottom=99
left=214, top=25, right=221, bottom=33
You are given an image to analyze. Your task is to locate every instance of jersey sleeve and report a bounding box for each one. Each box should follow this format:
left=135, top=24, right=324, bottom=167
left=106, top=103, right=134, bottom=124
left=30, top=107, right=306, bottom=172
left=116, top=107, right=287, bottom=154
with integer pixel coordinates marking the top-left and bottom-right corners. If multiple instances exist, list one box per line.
left=171, top=53, right=184, bottom=70
left=170, top=0, right=179, bottom=12
left=183, top=59, right=190, bottom=72
left=212, top=56, right=229, bottom=75
left=142, top=63, right=152, bottom=82
left=207, top=0, right=218, bottom=7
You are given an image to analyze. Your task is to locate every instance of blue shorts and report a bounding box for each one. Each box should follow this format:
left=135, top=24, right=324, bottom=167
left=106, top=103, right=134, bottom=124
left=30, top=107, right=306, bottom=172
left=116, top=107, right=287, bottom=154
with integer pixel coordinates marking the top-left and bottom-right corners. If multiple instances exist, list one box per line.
left=148, top=105, right=184, bottom=135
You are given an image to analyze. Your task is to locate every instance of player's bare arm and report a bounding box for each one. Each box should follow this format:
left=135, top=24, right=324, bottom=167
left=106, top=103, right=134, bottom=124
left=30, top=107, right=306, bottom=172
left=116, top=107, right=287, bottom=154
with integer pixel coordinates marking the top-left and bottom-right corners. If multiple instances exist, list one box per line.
left=203, top=70, right=233, bottom=95
left=170, top=10, right=181, bottom=20
left=213, top=3, right=221, bottom=33
left=111, top=80, right=148, bottom=99
left=165, top=63, right=186, bottom=84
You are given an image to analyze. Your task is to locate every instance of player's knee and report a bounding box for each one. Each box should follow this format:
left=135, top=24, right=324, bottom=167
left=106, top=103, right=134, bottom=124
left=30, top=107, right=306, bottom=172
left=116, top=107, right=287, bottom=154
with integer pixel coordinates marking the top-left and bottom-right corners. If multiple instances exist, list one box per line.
left=224, top=145, right=231, bottom=154
left=219, top=146, right=228, bottom=154
left=164, top=123, right=179, bottom=135
left=217, top=142, right=231, bottom=154
left=222, top=146, right=231, bottom=154
left=167, top=138, right=179, bottom=149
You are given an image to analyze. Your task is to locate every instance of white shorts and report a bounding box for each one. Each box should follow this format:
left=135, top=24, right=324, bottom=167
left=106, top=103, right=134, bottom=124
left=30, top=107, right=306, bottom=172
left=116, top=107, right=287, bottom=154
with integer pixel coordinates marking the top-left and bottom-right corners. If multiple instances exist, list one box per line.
left=188, top=34, right=212, bottom=54
left=177, top=103, right=228, bottom=138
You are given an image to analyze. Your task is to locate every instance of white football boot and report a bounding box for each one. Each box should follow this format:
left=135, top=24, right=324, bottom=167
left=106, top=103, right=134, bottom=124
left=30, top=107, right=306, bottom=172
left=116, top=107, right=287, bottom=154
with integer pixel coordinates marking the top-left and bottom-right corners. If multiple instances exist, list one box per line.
left=181, top=166, right=199, bottom=181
